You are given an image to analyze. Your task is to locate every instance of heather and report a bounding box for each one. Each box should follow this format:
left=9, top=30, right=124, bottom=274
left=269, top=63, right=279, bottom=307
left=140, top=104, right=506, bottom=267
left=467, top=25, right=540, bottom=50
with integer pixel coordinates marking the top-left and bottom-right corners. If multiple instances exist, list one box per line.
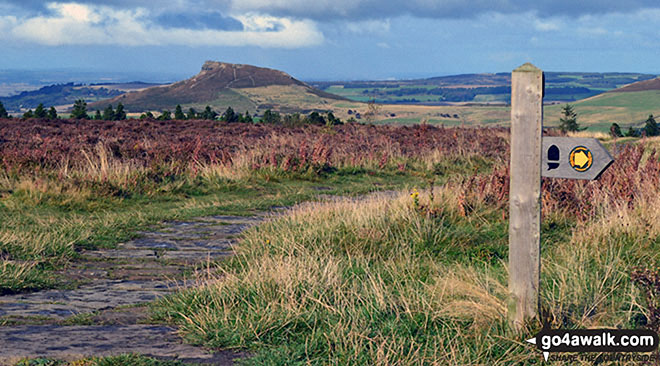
left=0, top=118, right=506, bottom=294
left=151, top=128, right=660, bottom=364
left=3, top=117, right=660, bottom=364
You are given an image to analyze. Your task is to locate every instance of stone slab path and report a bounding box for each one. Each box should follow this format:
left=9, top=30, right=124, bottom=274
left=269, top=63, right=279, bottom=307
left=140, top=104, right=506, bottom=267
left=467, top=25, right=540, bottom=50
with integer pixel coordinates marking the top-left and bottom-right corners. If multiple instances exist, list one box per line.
left=0, top=214, right=266, bottom=365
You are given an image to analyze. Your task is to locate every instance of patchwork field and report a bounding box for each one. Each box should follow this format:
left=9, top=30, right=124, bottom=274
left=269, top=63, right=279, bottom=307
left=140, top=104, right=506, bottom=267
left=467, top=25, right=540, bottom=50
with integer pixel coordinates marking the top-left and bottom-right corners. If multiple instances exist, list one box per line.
left=312, top=72, right=657, bottom=105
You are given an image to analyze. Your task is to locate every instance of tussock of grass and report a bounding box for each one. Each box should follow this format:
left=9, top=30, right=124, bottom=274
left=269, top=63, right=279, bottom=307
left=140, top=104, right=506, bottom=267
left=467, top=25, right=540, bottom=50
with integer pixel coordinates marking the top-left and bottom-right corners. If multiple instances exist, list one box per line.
left=0, top=261, right=52, bottom=294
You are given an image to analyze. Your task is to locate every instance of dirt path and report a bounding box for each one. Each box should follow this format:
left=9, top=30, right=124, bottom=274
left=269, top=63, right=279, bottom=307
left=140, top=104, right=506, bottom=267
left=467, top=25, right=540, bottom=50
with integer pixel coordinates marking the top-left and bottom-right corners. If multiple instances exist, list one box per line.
left=0, top=214, right=266, bottom=365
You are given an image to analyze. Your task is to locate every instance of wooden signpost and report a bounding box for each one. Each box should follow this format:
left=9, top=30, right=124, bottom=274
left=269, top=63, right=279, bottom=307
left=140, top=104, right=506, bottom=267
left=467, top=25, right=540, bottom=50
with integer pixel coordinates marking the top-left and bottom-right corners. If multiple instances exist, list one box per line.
left=508, top=63, right=614, bottom=330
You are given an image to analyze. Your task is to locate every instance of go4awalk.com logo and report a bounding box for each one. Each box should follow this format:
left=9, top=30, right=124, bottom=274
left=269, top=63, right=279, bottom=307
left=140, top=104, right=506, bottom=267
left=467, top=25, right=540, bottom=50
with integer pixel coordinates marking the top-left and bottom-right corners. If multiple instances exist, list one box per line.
left=526, top=327, right=659, bottom=362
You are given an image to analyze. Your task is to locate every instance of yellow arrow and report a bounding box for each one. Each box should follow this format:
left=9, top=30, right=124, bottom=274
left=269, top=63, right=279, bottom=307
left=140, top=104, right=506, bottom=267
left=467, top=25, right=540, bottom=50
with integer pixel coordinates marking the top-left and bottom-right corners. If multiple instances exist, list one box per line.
left=573, top=150, right=589, bottom=168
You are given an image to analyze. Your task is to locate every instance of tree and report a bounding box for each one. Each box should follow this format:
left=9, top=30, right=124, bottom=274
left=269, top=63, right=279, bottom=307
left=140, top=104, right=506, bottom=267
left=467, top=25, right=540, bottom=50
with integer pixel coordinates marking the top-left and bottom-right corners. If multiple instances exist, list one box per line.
left=282, top=113, right=302, bottom=125
left=187, top=107, right=197, bottom=120
left=34, top=103, right=47, bottom=118
left=261, top=109, right=281, bottom=124
left=174, top=104, right=185, bottom=120
left=139, top=111, right=154, bottom=120
left=71, top=99, right=89, bottom=119
left=22, top=109, right=34, bottom=119
left=158, top=110, right=172, bottom=120
left=47, top=106, right=58, bottom=120
left=200, top=106, right=217, bottom=120
left=103, top=105, right=115, bottom=121
left=115, top=103, right=126, bottom=120
left=610, top=123, right=623, bottom=138
left=0, top=101, right=9, bottom=119
left=363, top=99, right=380, bottom=123
left=242, top=111, right=253, bottom=123
left=643, top=114, right=659, bottom=137
left=326, top=111, right=342, bottom=126
left=222, top=106, right=238, bottom=122
left=559, top=104, right=584, bottom=133
left=625, top=126, right=639, bottom=137
left=305, top=111, right=325, bottom=125
left=94, top=110, right=102, bottom=120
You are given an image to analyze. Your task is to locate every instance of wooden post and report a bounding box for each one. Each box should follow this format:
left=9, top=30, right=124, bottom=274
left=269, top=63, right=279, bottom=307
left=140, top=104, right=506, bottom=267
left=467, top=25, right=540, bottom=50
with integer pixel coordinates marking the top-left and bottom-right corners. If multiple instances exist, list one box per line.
left=508, top=63, right=544, bottom=330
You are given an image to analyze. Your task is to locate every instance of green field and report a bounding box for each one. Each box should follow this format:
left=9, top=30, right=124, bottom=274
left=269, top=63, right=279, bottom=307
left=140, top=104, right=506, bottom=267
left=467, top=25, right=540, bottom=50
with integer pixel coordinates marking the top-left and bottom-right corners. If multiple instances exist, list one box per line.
left=545, top=90, right=660, bottom=130
left=313, top=72, right=656, bottom=106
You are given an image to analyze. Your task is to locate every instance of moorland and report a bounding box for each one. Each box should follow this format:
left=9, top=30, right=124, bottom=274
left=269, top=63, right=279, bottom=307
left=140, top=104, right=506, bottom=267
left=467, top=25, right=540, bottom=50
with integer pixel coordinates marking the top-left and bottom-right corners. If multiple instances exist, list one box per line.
left=1, top=112, right=660, bottom=364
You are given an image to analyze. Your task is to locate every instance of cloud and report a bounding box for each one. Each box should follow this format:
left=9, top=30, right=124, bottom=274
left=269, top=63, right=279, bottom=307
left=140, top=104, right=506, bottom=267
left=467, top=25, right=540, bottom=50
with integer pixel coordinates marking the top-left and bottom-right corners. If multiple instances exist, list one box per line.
left=227, top=0, right=660, bottom=21
left=155, top=11, right=244, bottom=31
left=7, top=0, right=660, bottom=22
left=345, top=19, right=390, bottom=34
left=534, top=19, right=562, bottom=31
left=1, top=2, right=323, bottom=48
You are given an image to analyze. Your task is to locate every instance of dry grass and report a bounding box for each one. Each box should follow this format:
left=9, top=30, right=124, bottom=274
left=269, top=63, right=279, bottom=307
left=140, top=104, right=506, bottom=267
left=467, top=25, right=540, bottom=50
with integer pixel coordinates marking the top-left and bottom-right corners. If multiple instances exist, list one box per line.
left=567, top=130, right=611, bottom=140
left=542, top=195, right=660, bottom=329
left=157, top=189, right=527, bottom=364
left=158, top=152, right=660, bottom=364
left=0, top=260, right=45, bottom=294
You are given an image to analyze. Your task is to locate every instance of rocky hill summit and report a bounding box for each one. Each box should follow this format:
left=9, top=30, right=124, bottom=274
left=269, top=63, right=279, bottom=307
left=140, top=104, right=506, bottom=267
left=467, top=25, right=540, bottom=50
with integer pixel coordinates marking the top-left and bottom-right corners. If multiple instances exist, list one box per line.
left=90, top=61, right=342, bottom=112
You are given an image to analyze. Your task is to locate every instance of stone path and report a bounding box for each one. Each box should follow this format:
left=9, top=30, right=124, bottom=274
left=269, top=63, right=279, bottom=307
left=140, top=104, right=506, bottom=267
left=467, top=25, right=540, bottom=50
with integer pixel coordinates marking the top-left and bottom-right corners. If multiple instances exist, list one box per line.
left=0, top=214, right=266, bottom=365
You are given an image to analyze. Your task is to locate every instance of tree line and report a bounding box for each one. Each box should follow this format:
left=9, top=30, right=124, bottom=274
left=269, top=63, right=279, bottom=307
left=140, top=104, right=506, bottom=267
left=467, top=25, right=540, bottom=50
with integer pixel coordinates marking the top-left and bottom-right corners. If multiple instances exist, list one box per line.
left=0, top=99, right=346, bottom=126
left=137, top=104, right=344, bottom=125
left=610, top=115, right=659, bottom=138
left=0, top=101, right=60, bottom=120
left=559, top=104, right=659, bottom=138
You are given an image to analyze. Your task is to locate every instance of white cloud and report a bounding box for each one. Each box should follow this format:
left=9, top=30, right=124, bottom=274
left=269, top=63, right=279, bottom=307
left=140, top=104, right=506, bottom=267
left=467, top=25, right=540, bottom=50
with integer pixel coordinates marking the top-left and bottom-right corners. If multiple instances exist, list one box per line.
left=534, top=18, right=561, bottom=31
left=577, top=26, right=608, bottom=36
left=346, top=19, right=391, bottom=34
left=229, top=0, right=360, bottom=18
left=1, top=2, right=324, bottom=48
left=226, top=0, right=660, bottom=21
left=51, top=3, right=100, bottom=22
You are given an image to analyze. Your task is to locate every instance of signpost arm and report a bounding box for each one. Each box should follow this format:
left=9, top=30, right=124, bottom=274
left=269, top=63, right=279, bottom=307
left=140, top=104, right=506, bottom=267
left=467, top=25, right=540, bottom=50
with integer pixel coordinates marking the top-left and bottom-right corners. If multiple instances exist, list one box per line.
left=508, top=63, right=543, bottom=330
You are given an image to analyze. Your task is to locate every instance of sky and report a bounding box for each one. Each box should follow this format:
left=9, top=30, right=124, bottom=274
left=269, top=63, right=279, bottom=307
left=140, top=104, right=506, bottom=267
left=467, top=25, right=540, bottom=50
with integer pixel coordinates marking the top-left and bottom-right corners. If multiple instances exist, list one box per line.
left=2, top=1, right=660, bottom=81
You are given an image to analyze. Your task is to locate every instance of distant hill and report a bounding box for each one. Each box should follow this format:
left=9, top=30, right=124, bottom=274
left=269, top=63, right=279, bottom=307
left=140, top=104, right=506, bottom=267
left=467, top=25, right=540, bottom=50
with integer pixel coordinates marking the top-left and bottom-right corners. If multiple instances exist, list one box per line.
left=90, top=61, right=346, bottom=114
left=88, top=81, right=164, bottom=93
left=312, top=72, right=657, bottom=105
left=609, top=77, right=660, bottom=92
left=0, top=83, right=124, bottom=113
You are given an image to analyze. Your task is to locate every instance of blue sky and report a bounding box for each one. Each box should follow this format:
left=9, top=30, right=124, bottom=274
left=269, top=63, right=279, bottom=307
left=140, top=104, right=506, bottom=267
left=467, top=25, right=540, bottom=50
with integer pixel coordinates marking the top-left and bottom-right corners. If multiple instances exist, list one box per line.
left=1, top=1, right=660, bottom=81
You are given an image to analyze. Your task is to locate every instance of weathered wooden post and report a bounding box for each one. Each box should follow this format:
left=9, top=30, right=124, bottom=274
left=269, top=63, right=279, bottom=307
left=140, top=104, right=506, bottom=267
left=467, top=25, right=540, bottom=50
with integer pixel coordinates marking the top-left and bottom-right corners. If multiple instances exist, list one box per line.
left=508, top=63, right=544, bottom=330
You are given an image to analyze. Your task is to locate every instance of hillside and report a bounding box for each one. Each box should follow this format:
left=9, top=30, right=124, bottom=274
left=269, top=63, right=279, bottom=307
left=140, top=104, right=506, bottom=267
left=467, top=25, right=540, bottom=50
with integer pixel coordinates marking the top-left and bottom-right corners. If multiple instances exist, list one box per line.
left=90, top=61, right=346, bottom=114
left=0, top=83, right=124, bottom=113
left=545, top=77, right=660, bottom=131
left=609, top=77, right=660, bottom=92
